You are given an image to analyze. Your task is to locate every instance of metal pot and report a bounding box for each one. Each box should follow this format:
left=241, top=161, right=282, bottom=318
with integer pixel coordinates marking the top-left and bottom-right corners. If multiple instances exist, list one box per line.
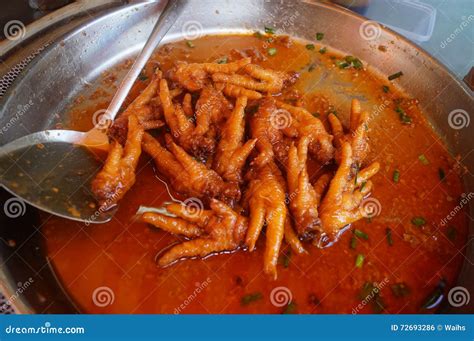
left=0, top=0, right=472, bottom=313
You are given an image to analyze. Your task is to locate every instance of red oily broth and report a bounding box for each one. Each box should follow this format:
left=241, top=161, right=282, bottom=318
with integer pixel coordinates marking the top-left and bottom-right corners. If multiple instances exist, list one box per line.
left=41, top=34, right=469, bottom=313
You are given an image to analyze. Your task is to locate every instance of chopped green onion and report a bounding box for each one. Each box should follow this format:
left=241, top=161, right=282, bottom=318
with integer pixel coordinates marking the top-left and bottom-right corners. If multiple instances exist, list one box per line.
left=355, top=254, right=365, bottom=268
left=411, top=216, right=426, bottom=226
left=266, top=37, right=274, bottom=43
left=316, top=32, right=324, bottom=40
left=267, top=47, right=277, bottom=56
left=185, top=40, right=195, bottom=48
left=319, top=47, right=327, bottom=54
left=241, top=292, right=263, bottom=306
left=336, top=60, right=350, bottom=69
left=395, top=106, right=411, bottom=124
left=312, top=112, right=320, bottom=118
left=391, top=282, right=410, bottom=297
left=345, top=55, right=363, bottom=70
left=393, top=169, right=400, bottom=183
left=354, top=163, right=359, bottom=185
left=446, top=226, right=457, bottom=241
left=279, top=249, right=292, bottom=268
left=306, top=44, right=315, bottom=50
left=438, top=168, right=446, bottom=181
left=282, top=301, right=297, bottom=314
left=264, top=26, right=276, bottom=35
left=308, top=63, right=316, bottom=72
left=354, top=229, right=369, bottom=240
left=359, top=282, right=386, bottom=313
left=385, top=227, right=393, bottom=246
left=418, top=154, right=429, bottom=165
left=217, top=56, right=228, bottom=64
left=359, top=181, right=367, bottom=192
left=308, top=294, right=321, bottom=306
left=138, top=72, right=148, bottom=81
left=350, top=236, right=357, bottom=249
left=388, top=71, right=403, bottom=80
left=382, top=85, right=389, bottom=93
left=253, top=31, right=264, bottom=39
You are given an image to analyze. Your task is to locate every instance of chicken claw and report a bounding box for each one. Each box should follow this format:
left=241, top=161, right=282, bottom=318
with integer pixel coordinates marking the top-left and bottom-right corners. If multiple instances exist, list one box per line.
left=142, top=133, right=240, bottom=204
left=92, top=115, right=144, bottom=209
left=318, top=142, right=380, bottom=244
left=142, top=200, right=248, bottom=266
left=214, top=96, right=257, bottom=183
left=328, top=99, right=370, bottom=164
left=287, top=135, right=322, bottom=238
left=244, top=162, right=286, bottom=279
left=276, top=101, right=334, bottom=165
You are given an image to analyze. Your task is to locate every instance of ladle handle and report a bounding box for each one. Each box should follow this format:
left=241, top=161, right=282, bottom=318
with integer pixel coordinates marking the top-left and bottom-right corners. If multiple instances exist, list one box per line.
left=105, top=0, right=186, bottom=121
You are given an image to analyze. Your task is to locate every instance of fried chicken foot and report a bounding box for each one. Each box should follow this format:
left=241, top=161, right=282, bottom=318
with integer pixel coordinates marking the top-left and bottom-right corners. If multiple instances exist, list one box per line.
left=276, top=101, right=334, bottom=164
left=92, top=115, right=144, bottom=209
left=171, top=58, right=251, bottom=91
left=244, top=162, right=286, bottom=279
left=250, top=97, right=289, bottom=167
left=160, top=79, right=230, bottom=156
left=287, top=135, right=322, bottom=238
left=142, top=200, right=248, bottom=266
left=318, top=142, right=380, bottom=243
left=109, top=69, right=164, bottom=143
left=214, top=96, right=257, bottom=183
left=328, top=99, right=370, bottom=164
left=142, top=133, right=240, bottom=203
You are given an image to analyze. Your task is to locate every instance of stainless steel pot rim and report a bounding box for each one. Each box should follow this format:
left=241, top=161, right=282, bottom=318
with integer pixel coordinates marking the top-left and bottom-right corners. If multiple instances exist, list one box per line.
left=0, top=0, right=472, bottom=314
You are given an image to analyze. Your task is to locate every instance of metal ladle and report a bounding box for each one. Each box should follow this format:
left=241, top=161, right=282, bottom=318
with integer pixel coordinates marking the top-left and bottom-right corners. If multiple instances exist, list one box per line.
left=0, top=0, right=186, bottom=223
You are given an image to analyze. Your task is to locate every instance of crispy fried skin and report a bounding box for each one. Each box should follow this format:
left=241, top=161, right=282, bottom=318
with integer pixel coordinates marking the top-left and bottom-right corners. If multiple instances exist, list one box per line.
left=328, top=99, right=370, bottom=165
left=244, top=162, right=286, bottom=279
left=214, top=96, right=257, bottom=183
left=160, top=79, right=232, bottom=157
left=213, top=63, right=292, bottom=97
left=318, top=142, right=380, bottom=242
left=221, top=83, right=263, bottom=100
left=92, top=51, right=382, bottom=279
left=109, top=69, right=163, bottom=143
left=92, top=115, right=144, bottom=209
left=287, top=135, right=321, bottom=237
left=250, top=97, right=289, bottom=167
left=276, top=101, right=334, bottom=164
left=171, top=58, right=251, bottom=91
left=142, top=200, right=248, bottom=266
left=142, top=133, right=240, bottom=204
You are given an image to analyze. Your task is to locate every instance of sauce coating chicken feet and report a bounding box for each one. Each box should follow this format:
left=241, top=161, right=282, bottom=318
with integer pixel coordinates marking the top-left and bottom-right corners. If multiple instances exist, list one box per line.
left=244, top=162, right=286, bottom=279
left=318, top=142, right=380, bottom=244
left=328, top=99, right=370, bottom=165
left=141, top=200, right=248, bottom=267
left=213, top=96, right=257, bottom=183
left=142, top=133, right=240, bottom=204
left=92, top=115, right=144, bottom=209
left=287, top=135, right=331, bottom=239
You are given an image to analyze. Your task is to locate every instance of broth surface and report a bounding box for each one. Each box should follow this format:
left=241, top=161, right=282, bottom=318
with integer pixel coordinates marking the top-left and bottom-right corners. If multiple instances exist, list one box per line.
left=42, top=34, right=469, bottom=314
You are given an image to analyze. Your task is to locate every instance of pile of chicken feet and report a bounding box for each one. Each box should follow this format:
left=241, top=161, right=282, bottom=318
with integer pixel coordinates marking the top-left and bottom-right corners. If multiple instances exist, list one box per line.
left=92, top=56, right=380, bottom=279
